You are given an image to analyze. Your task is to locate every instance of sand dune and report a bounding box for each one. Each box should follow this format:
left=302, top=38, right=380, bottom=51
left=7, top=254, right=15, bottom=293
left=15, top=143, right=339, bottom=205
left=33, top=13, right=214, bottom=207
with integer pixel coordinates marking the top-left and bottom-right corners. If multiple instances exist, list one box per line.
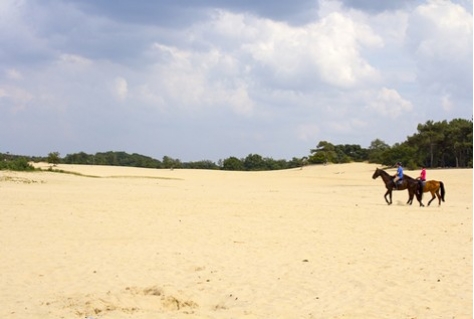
left=0, top=162, right=471, bottom=318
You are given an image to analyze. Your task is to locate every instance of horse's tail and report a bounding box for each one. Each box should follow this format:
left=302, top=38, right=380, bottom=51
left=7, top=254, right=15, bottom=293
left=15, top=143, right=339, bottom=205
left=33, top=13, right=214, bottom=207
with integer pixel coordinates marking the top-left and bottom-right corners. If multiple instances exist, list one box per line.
left=440, top=181, right=445, bottom=202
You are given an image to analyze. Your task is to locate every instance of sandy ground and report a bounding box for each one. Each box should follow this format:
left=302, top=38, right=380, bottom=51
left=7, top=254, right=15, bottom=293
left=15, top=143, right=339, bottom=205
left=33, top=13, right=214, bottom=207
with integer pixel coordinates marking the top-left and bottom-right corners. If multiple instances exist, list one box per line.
left=0, top=162, right=471, bottom=319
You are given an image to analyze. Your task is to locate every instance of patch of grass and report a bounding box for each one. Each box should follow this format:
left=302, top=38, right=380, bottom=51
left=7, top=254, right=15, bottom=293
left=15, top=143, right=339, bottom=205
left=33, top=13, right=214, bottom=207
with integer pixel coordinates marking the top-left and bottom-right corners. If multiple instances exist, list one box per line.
left=44, top=167, right=100, bottom=178
left=42, top=167, right=181, bottom=180
left=0, top=175, right=43, bottom=184
left=108, top=175, right=182, bottom=181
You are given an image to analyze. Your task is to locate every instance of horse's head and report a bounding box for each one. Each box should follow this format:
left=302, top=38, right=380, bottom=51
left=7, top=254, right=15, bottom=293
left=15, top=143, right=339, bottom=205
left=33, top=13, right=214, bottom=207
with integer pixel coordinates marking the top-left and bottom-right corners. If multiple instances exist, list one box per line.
left=372, top=168, right=381, bottom=179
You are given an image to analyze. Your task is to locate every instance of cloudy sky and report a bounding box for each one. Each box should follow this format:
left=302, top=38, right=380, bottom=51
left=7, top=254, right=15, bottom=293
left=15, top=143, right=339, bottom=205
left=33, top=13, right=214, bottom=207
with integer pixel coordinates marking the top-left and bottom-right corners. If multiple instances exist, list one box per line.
left=1, top=0, right=472, bottom=162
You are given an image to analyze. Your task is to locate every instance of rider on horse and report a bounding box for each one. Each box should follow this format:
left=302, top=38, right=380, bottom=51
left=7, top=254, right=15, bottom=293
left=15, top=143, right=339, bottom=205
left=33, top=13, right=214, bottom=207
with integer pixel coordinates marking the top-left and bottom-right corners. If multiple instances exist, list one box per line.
left=416, top=165, right=426, bottom=193
left=392, top=162, right=403, bottom=189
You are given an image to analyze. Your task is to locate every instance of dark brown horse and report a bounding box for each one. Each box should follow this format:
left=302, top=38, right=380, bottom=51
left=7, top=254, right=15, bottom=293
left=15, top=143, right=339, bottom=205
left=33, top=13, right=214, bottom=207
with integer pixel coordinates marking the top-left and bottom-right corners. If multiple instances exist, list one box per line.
left=372, top=168, right=420, bottom=205
left=417, top=180, right=446, bottom=206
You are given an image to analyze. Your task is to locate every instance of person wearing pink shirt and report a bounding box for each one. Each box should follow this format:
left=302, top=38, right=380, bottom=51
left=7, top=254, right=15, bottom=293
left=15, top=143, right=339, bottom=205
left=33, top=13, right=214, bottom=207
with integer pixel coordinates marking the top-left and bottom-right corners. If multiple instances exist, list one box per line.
left=417, top=166, right=426, bottom=182
left=416, top=165, right=426, bottom=194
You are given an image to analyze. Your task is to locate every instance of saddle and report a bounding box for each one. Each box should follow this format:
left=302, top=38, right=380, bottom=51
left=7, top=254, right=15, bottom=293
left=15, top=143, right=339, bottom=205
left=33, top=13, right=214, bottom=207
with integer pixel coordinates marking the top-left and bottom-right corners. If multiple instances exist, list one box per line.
left=418, top=180, right=426, bottom=189
left=393, top=179, right=403, bottom=189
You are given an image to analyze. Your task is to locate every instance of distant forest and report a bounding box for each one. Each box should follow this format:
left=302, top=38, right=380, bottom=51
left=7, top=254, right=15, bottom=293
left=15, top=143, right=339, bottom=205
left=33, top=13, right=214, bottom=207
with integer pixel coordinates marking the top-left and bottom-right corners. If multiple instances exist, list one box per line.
left=1, top=119, right=472, bottom=171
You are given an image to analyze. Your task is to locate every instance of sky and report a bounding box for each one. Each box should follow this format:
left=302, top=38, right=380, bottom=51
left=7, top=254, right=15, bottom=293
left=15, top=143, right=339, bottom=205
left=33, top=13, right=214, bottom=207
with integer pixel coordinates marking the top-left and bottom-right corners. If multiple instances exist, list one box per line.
left=0, top=0, right=472, bottom=162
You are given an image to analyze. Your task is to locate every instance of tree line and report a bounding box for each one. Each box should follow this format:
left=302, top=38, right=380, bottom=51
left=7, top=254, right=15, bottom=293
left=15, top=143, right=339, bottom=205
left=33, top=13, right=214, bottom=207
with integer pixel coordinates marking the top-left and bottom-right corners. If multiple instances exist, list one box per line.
left=60, top=152, right=305, bottom=170
left=310, top=118, right=472, bottom=169
left=1, top=118, right=472, bottom=171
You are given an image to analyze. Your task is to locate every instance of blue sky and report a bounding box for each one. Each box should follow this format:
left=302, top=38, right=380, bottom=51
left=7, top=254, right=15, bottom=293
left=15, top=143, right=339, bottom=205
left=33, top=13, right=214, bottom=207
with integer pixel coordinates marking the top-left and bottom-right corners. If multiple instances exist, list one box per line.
left=0, top=0, right=472, bottom=161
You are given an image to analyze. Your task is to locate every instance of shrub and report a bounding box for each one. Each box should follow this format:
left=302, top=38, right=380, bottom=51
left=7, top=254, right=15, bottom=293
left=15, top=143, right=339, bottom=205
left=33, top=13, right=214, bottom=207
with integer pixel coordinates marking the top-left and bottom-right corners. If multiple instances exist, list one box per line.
left=0, top=157, right=35, bottom=171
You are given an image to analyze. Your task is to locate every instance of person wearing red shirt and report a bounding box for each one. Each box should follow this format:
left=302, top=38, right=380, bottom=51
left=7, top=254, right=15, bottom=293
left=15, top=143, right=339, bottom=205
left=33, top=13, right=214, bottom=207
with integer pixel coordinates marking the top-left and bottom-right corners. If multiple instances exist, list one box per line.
left=416, top=165, right=426, bottom=194
left=418, top=166, right=426, bottom=181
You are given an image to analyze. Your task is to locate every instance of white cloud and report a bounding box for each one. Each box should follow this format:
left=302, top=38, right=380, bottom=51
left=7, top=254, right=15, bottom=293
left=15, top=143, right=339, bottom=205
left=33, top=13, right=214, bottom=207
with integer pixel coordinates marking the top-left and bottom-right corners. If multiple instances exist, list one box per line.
left=0, top=0, right=26, bottom=30
left=0, top=85, right=34, bottom=112
left=406, top=0, right=472, bottom=100
left=368, top=87, right=413, bottom=118
left=369, top=10, right=409, bottom=46
left=213, top=81, right=255, bottom=116
left=58, top=54, right=93, bottom=67
left=139, top=41, right=255, bottom=115
left=114, top=77, right=128, bottom=101
left=207, top=10, right=260, bottom=40
left=6, top=69, right=23, bottom=80
left=409, top=0, right=472, bottom=60
left=441, top=94, right=454, bottom=112
left=310, top=11, right=382, bottom=87
left=297, top=124, right=320, bottom=141
left=235, top=7, right=382, bottom=89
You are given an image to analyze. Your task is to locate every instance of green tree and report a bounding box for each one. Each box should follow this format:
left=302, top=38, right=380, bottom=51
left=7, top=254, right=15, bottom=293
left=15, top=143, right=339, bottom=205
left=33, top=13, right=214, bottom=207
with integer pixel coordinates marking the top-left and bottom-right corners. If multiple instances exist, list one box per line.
left=339, top=144, right=368, bottom=162
left=47, top=152, right=61, bottom=165
left=334, top=145, right=351, bottom=163
left=162, top=156, right=181, bottom=169
left=243, top=154, right=266, bottom=171
left=261, top=157, right=288, bottom=170
left=382, top=143, right=418, bottom=169
left=289, top=157, right=307, bottom=169
left=446, top=118, right=473, bottom=167
left=310, top=141, right=336, bottom=164
left=63, top=152, right=92, bottom=164
left=222, top=156, right=244, bottom=170
left=406, top=118, right=473, bottom=168
left=416, top=120, right=445, bottom=167
left=184, top=160, right=218, bottom=169
left=368, top=139, right=390, bottom=164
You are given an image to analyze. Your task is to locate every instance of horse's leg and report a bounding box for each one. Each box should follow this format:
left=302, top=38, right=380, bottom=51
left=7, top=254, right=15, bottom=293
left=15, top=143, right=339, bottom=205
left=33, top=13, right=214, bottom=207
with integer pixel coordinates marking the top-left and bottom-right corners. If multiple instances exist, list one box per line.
left=427, top=190, right=436, bottom=206
left=384, top=189, right=392, bottom=205
left=407, top=189, right=413, bottom=205
left=419, top=191, right=425, bottom=207
left=417, top=187, right=425, bottom=207
left=436, top=189, right=442, bottom=206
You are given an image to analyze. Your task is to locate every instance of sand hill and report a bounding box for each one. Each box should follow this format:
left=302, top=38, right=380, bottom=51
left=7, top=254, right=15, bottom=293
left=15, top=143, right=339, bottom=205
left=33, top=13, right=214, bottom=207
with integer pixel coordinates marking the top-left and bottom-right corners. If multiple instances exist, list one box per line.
left=0, top=162, right=471, bottom=318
